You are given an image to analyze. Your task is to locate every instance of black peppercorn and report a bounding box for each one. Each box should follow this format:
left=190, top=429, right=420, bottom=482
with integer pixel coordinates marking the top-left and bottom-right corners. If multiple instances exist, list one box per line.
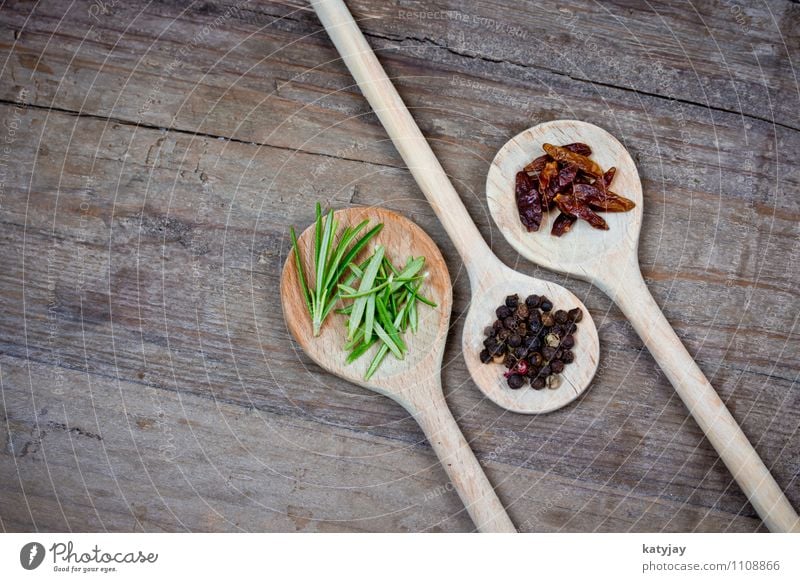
left=541, top=346, right=556, bottom=361
left=508, top=334, right=522, bottom=348
left=503, top=316, right=518, bottom=329
left=561, top=334, right=575, bottom=349
left=540, top=297, right=553, bottom=312
left=507, top=374, right=525, bottom=389
left=484, top=326, right=496, bottom=337
left=515, top=346, right=527, bottom=359
left=554, top=310, right=569, bottom=324
left=531, top=377, right=546, bottom=390
left=539, top=364, right=551, bottom=377
left=568, top=307, right=583, bottom=322
left=541, top=313, right=555, bottom=327
left=493, top=320, right=504, bottom=332
left=480, top=349, right=492, bottom=364
left=525, top=294, right=541, bottom=308
left=505, top=294, right=519, bottom=309
left=551, top=360, right=565, bottom=374
left=526, top=336, right=541, bottom=351
left=496, top=305, right=512, bottom=319
left=561, top=350, right=574, bottom=363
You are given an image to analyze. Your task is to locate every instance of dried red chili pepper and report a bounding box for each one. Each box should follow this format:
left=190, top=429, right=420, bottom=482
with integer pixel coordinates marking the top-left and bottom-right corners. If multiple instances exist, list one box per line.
left=524, top=154, right=549, bottom=174
left=551, top=212, right=577, bottom=237
left=556, top=164, right=578, bottom=193
left=563, top=142, right=592, bottom=156
left=554, top=193, right=609, bottom=230
left=539, top=161, right=559, bottom=206
left=573, top=183, right=636, bottom=212
left=602, top=167, right=616, bottom=189
left=543, top=143, right=604, bottom=178
left=515, top=171, right=543, bottom=231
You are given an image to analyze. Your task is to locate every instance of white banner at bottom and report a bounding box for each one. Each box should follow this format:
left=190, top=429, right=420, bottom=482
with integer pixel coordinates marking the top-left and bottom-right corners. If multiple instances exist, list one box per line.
left=0, top=532, right=797, bottom=581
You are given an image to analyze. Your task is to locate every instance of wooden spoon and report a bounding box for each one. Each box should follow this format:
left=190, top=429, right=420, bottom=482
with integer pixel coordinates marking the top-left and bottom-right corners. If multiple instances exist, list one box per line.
left=281, top=206, right=515, bottom=532
left=311, top=0, right=600, bottom=415
left=486, top=120, right=800, bottom=533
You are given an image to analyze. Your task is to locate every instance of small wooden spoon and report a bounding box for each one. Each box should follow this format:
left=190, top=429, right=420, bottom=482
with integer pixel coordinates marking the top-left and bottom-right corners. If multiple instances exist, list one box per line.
left=311, top=0, right=600, bottom=415
left=281, top=206, right=515, bottom=532
left=487, top=120, right=800, bottom=533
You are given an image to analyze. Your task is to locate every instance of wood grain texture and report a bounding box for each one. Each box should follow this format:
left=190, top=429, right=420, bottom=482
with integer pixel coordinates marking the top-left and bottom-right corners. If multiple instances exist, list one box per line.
left=0, top=0, right=798, bottom=532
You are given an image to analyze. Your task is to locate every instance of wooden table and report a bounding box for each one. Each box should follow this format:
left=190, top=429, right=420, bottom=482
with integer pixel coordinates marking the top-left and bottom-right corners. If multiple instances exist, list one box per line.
left=1, top=0, right=797, bottom=533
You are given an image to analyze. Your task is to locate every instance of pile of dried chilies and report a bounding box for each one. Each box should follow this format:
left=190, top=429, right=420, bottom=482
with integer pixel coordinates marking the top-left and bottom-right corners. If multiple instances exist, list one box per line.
left=515, top=142, right=635, bottom=236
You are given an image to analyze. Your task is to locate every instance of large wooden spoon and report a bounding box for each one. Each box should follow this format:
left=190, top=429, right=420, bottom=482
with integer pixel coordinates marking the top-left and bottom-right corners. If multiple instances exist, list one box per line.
left=310, top=0, right=600, bottom=415
left=487, top=120, right=799, bottom=533
left=281, top=206, right=515, bottom=532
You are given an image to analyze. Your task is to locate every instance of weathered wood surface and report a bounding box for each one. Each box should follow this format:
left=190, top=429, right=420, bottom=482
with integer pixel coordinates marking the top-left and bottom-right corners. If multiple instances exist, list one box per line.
left=0, top=0, right=798, bottom=532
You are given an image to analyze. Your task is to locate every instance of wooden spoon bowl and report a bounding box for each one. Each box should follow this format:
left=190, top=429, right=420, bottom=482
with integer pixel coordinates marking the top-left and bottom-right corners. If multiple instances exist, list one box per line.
left=282, top=206, right=451, bottom=395
left=462, top=266, right=599, bottom=414
left=487, top=120, right=643, bottom=274
left=281, top=206, right=516, bottom=532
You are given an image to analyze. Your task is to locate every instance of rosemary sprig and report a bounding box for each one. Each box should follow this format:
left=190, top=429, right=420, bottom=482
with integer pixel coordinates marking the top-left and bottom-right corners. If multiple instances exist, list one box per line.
left=290, top=203, right=383, bottom=336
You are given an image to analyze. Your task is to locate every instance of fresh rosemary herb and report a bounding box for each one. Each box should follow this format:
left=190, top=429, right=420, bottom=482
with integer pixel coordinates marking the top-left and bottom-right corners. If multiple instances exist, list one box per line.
left=338, top=253, right=436, bottom=380
left=290, top=203, right=383, bottom=336
left=289, top=203, right=436, bottom=380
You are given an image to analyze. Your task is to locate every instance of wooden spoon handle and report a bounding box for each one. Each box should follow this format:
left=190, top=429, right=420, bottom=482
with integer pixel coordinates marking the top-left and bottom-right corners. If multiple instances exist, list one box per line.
left=310, top=0, right=500, bottom=284
left=402, top=380, right=516, bottom=532
left=602, top=265, right=800, bottom=532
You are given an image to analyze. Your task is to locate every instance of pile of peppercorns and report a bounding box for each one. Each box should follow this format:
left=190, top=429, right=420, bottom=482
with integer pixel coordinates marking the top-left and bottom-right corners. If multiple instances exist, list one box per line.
left=479, top=294, right=583, bottom=390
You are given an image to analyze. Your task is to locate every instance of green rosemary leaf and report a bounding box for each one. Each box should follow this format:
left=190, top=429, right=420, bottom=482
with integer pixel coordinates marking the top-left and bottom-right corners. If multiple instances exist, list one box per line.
left=323, top=220, right=368, bottom=292
left=290, top=227, right=312, bottom=314
left=365, top=344, right=390, bottom=380
left=384, top=256, right=400, bottom=276
left=314, top=202, right=322, bottom=273
left=333, top=223, right=383, bottom=284
left=364, top=294, right=376, bottom=343
left=409, top=295, right=418, bottom=333
left=348, top=246, right=384, bottom=339
left=317, top=209, right=336, bottom=293
left=339, top=275, right=419, bottom=299
left=415, top=293, right=437, bottom=308
left=373, top=322, right=403, bottom=360
left=347, top=338, right=377, bottom=364
left=344, top=327, right=365, bottom=351
left=375, top=297, right=406, bottom=354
